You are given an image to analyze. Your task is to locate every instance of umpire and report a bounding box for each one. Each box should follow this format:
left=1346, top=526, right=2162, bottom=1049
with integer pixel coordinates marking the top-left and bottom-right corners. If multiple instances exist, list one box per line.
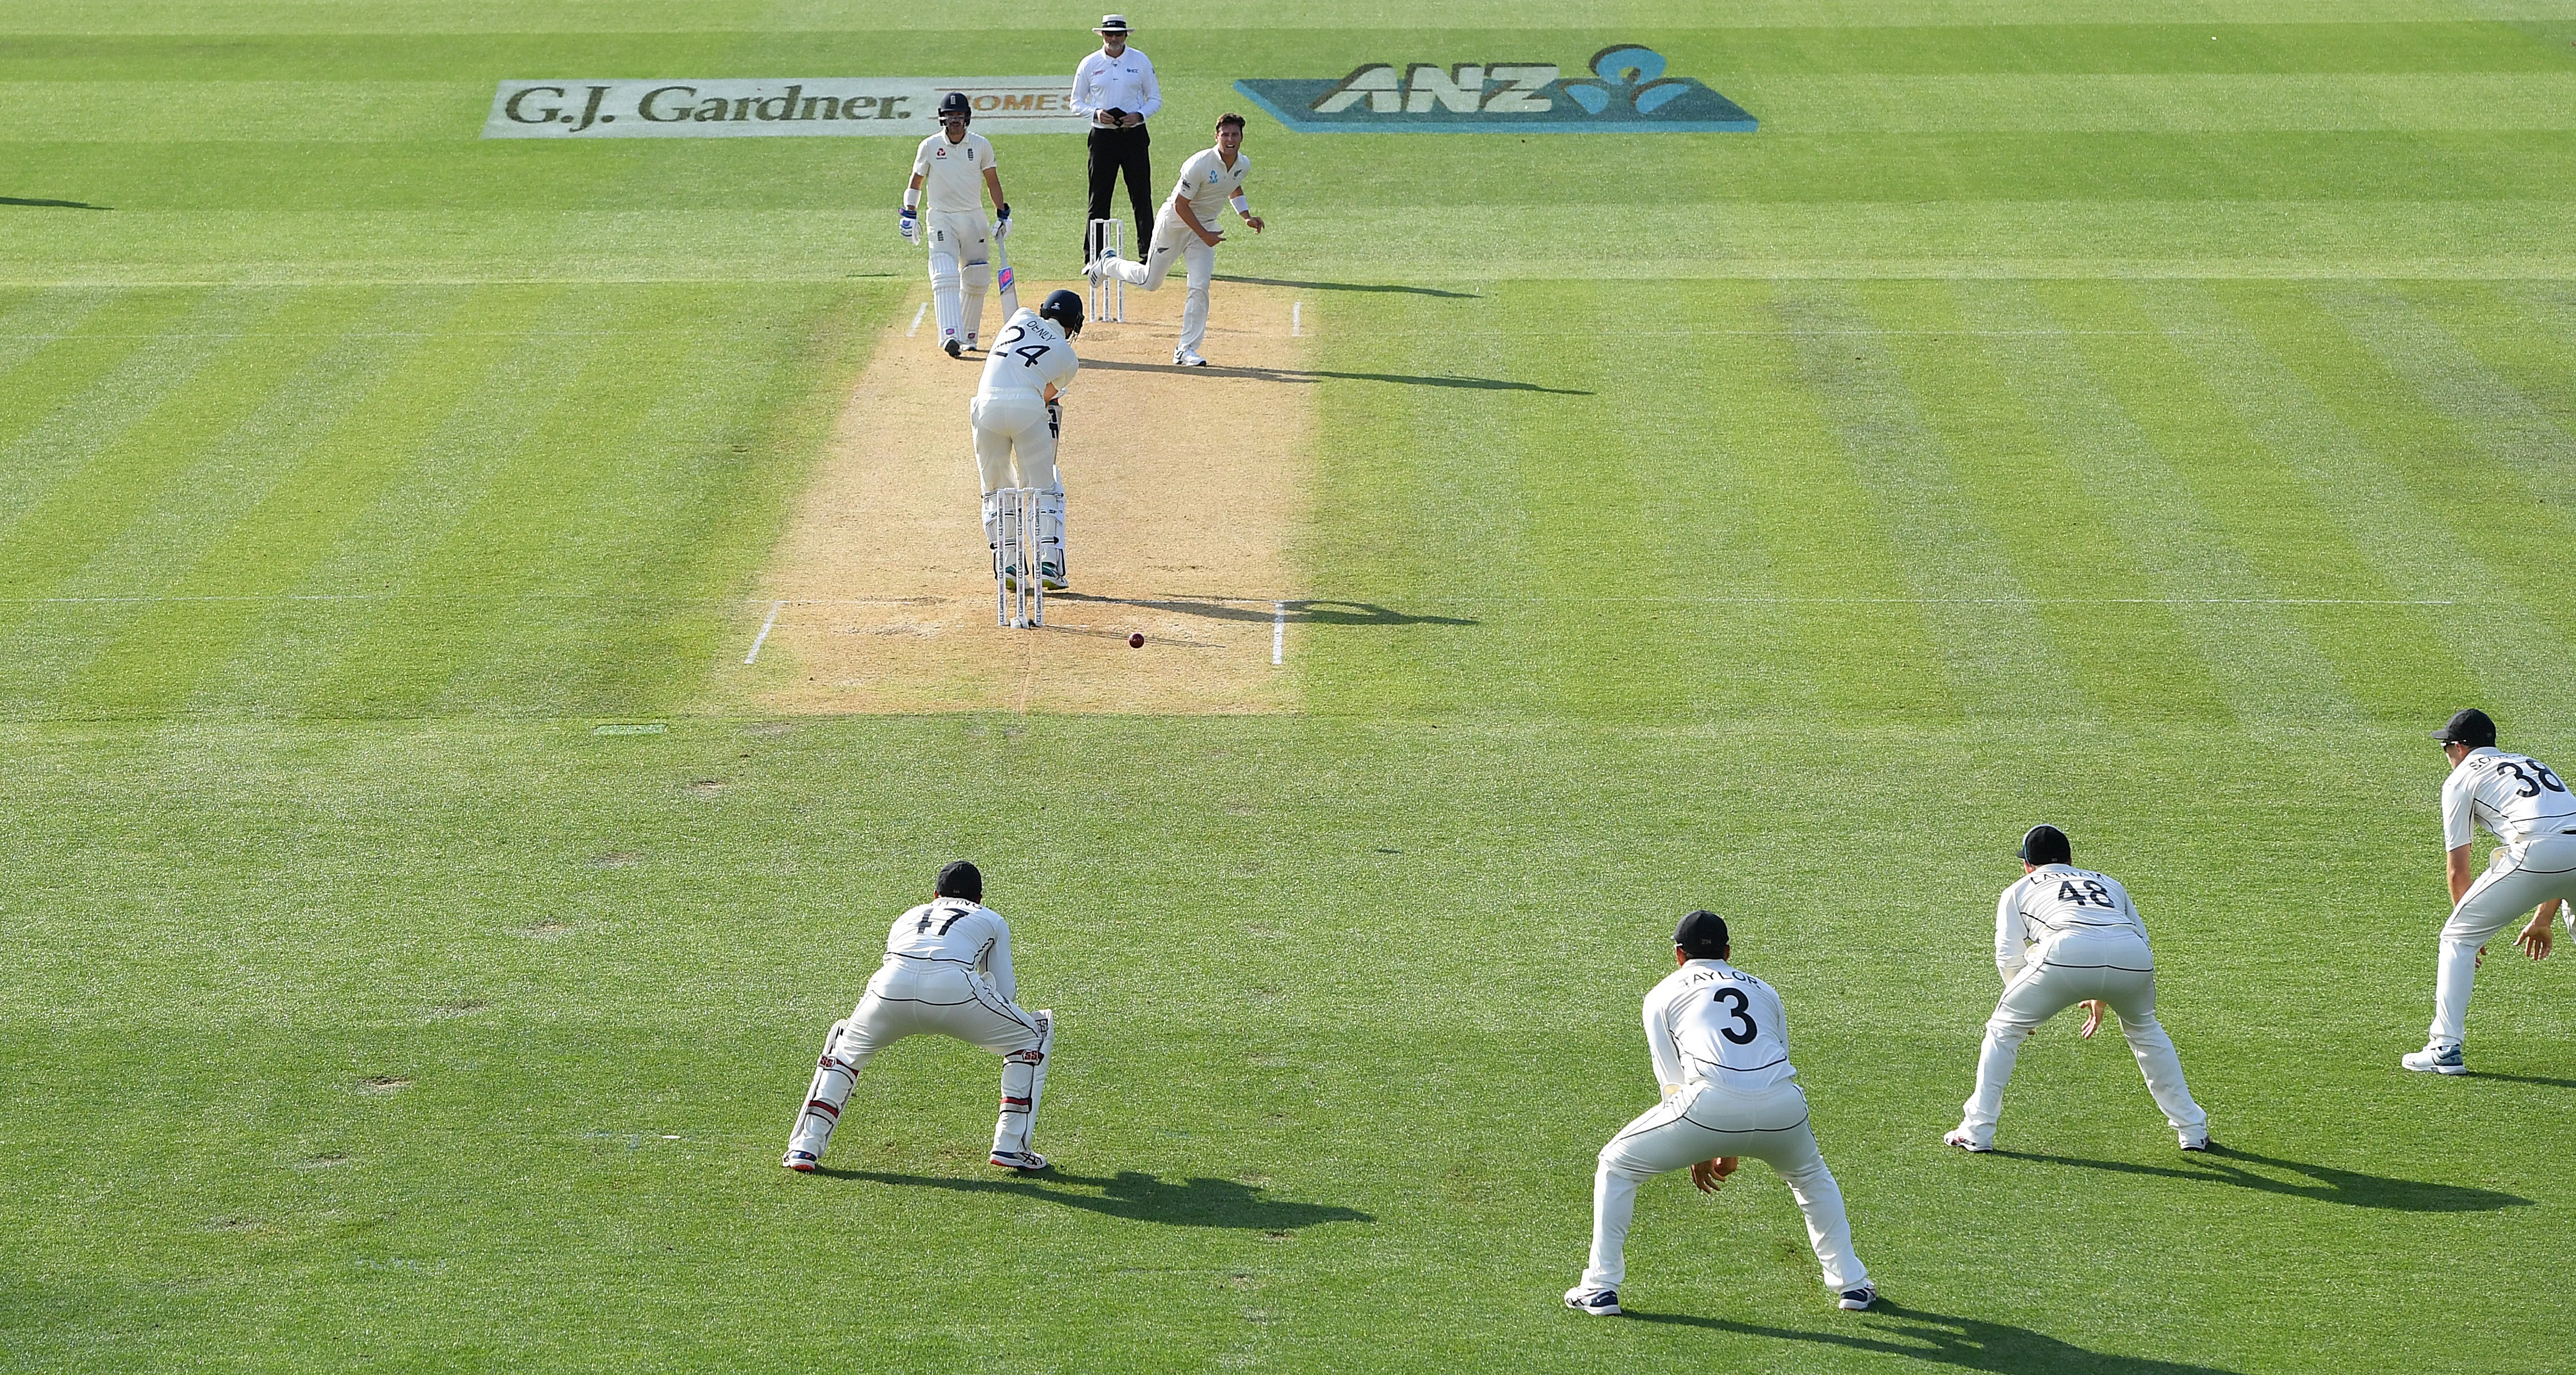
left=1070, top=14, right=1160, bottom=264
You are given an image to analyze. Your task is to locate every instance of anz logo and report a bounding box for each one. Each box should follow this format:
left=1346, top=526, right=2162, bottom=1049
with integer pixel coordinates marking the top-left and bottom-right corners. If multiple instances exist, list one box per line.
left=1236, top=45, right=1755, bottom=134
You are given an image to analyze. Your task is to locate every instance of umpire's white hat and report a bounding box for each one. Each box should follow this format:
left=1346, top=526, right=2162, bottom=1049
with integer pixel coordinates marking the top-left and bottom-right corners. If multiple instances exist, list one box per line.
left=1096, top=14, right=1131, bottom=33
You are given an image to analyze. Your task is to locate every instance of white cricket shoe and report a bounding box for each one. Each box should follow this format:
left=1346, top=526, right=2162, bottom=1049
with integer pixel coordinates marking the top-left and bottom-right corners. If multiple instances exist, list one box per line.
left=1173, top=348, right=1208, bottom=367
left=990, top=1149, right=1049, bottom=1172
left=1838, top=1283, right=1877, bottom=1311
left=1942, top=1127, right=1991, bottom=1153
left=2402, top=1043, right=2467, bottom=1076
left=2179, top=1133, right=2214, bottom=1152
left=781, top=1150, right=818, bottom=1172
left=1563, top=1286, right=1619, bottom=1316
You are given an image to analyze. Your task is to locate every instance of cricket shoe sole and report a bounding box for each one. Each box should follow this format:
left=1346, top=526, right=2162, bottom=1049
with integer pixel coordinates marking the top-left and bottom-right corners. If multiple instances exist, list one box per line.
left=781, top=1151, right=818, bottom=1173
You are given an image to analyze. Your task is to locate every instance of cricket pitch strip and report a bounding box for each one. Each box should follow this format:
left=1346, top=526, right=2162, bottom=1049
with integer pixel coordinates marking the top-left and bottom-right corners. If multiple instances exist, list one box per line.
left=735, top=279, right=1312, bottom=714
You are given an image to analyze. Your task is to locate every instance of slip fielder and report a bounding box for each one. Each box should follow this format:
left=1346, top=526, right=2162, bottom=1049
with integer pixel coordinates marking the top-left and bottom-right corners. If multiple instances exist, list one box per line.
left=901, top=92, right=1017, bottom=358
left=971, top=290, right=1085, bottom=592
left=783, top=861, right=1056, bottom=1174
left=1944, top=825, right=2210, bottom=1153
left=2405, top=709, right=2576, bottom=1076
left=1566, top=911, right=1874, bottom=1318
left=1085, top=112, right=1264, bottom=367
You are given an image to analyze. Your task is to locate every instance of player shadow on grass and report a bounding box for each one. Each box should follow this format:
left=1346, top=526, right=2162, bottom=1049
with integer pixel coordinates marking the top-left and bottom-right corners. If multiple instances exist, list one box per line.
left=2463, top=1069, right=2576, bottom=1090
left=1625, top=1301, right=2243, bottom=1374
left=1213, top=273, right=1477, bottom=299
left=1987, top=1143, right=2528, bottom=1213
left=1079, top=356, right=1590, bottom=396
left=2, top=196, right=110, bottom=209
left=1051, top=594, right=1476, bottom=628
left=819, top=1167, right=1373, bottom=1231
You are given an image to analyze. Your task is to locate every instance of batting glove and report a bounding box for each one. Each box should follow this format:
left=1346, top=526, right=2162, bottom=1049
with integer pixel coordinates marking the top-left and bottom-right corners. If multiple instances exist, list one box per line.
left=1046, top=398, right=1061, bottom=437
left=898, top=207, right=918, bottom=244
left=993, top=203, right=1012, bottom=242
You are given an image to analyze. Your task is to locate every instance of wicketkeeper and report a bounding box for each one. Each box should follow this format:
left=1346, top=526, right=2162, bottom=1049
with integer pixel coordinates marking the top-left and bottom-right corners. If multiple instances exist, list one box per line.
left=782, top=861, right=1057, bottom=1174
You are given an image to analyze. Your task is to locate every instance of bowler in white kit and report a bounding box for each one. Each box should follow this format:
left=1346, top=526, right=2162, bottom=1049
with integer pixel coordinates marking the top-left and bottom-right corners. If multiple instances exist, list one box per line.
left=901, top=92, right=1017, bottom=358
left=971, top=290, right=1084, bottom=591
left=2405, top=708, right=2576, bottom=1075
left=782, top=861, right=1056, bottom=1174
left=1566, top=911, right=1874, bottom=1318
left=1944, top=825, right=2210, bottom=1153
left=1085, top=112, right=1264, bottom=367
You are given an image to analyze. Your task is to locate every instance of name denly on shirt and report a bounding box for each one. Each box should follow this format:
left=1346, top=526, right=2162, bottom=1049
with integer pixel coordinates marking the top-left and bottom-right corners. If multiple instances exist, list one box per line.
left=503, top=85, right=923, bottom=133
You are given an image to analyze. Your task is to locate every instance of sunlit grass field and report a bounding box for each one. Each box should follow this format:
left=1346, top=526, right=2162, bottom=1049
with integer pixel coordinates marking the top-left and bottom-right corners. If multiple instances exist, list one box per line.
left=5, top=3, right=2576, bottom=1370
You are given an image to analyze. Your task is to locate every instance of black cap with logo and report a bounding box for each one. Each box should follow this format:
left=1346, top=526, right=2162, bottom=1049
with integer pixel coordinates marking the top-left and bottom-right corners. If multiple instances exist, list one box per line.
left=1674, top=909, right=1729, bottom=960
left=2018, top=824, right=2072, bottom=866
left=2432, top=708, right=2496, bottom=748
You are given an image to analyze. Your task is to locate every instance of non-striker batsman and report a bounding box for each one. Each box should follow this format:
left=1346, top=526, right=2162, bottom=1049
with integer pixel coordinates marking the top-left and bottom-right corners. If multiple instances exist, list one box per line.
left=901, top=92, right=1016, bottom=358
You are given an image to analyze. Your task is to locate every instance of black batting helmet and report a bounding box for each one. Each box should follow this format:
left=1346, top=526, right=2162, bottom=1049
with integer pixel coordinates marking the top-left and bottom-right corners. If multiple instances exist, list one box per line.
left=1039, top=289, right=1084, bottom=337
left=937, top=91, right=971, bottom=125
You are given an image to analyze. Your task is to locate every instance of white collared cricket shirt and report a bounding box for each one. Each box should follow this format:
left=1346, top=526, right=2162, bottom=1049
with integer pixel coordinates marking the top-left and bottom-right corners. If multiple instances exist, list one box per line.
left=912, top=130, right=996, bottom=213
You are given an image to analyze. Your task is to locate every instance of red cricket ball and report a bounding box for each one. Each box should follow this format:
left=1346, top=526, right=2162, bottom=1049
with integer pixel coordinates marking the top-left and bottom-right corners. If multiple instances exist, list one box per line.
left=1127, top=632, right=1145, bottom=648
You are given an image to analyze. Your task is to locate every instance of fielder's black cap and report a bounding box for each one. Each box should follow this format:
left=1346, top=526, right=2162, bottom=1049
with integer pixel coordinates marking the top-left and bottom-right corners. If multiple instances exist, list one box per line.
left=1674, top=909, right=1729, bottom=960
left=935, top=860, right=983, bottom=900
left=2433, top=708, right=2496, bottom=748
left=2018, top=824, right=2072, bottom=866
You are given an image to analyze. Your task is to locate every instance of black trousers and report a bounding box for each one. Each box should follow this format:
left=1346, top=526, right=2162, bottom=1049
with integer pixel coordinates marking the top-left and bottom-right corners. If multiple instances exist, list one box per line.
left=1083, top=123, right=1154, bottom=260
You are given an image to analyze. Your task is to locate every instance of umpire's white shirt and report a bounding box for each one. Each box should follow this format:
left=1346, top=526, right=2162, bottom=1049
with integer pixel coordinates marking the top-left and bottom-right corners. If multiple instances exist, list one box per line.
left=1070, top=47, right=1160, bottom=123
left=2442, top=746, right=2576, bottom=857
left=1994, top=863, right=2153, bottom=982
left=880, top=897, right=1016, bottom=1000
left=1643, top=959, right=1798, bottom=1096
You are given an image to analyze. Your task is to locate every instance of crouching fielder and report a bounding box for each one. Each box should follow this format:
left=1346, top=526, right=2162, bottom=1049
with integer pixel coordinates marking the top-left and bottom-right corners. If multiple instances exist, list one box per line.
left=1085, top=112, right=1263, bottom=367
left=1567, top=911, right=1873, bottom=1318
left=971, top=290, right=1083, bottom=591
left=783, top=861, right=1056, bottom=1174
left=1946, top=825, right=2209, bottom=1152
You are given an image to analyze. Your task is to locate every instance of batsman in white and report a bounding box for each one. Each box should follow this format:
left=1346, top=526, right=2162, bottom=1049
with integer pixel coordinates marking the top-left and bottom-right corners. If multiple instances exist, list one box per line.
left=1084, top=112, right=1263, bottom=367
left=1566, top=911, right=1874, bottom=1318
left=901, top=91, right=1017, bottom=359
left=782, top=861, right=1057, bottom=1174
left=2404, top=708, right=2576, bottom=1076
left=1944, top=825, right=2210, bottom=1153
left=971, top=290, right=1084, bottom=591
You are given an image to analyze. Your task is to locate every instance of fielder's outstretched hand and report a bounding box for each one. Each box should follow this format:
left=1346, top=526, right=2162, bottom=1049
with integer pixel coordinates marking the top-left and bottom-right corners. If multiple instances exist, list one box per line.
left=1244, top=215, right=1265, bottom=233
left=2519, top=915, right=2554, bottom=961
left=2078, top=999, right=2107, bottom=1038
left=1691, top=1156, right=1740, bottom=1193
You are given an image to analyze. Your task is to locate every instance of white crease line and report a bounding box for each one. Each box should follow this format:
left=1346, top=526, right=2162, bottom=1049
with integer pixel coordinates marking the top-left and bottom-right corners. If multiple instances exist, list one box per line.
left=743, top=600, right=783, bottom=664
left=1272, top=601, right=1286, bottom=665
left=1291, top=301, right=1301, bottom=336
left=908, top=303, right=926, bottom=336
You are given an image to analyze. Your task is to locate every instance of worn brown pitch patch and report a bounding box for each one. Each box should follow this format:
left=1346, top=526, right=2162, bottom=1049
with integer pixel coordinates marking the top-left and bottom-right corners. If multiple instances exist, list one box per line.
left=736, top=279, right=1313, bottom=714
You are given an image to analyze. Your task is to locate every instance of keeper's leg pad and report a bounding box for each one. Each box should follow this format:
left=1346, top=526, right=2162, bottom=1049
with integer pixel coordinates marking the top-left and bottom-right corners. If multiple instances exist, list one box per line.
left=992, top=1010, right=1056, bottom=1155
left=787, top=1019, right=858, bottom=1160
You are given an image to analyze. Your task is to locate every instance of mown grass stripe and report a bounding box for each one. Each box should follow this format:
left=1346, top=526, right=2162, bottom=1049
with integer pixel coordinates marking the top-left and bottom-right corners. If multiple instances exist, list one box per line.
left=2041, top=279, right=2478, bottom=723
left=1771, top=279, right=2084, bottom=721
left=2311, top=284, right=2576, bottom=510
left=0, top=285, right=112, bottom=376
left=0, top=289, right=455, bottom=715
left=2135, top=280, right=2575, bottom=722
left=0, top=289, right=256, bottom=510
left=1953, top=279, right=2367, bottom=734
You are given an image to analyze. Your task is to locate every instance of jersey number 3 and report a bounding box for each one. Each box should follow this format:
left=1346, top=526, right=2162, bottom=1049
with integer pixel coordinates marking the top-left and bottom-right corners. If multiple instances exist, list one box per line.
left=1711, top=987, right=1758, bottom=1045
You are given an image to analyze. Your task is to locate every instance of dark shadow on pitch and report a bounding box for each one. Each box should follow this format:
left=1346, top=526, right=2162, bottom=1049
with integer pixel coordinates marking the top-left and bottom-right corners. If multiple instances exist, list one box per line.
left=1624, top=1300, right=2243, bottom=1375
left=1986, top=1143, right=2528, bottom=1213
left=818, top=1167, right=1373, bottom=1230
left=1049, top=594, right=1477, bottom=628
left=1213, top=273, right=1477, bottom=299
left=2, top=196, right=111, bottom=210
left=2467, top=1070, right=2576, bottom=1090
left=1079, top=356, right=1589, bottom=396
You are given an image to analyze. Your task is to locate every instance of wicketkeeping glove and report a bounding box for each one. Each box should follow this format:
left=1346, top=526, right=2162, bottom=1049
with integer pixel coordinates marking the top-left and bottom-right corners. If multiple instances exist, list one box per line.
left=898, top=207, right=918, bottom=244
left=993, top=203, right=1012, bottom=242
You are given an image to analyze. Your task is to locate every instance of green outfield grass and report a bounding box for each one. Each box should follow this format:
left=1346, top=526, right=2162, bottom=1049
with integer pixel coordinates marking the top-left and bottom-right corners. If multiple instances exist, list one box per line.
left=6, top=3, right=2576, bottom=1371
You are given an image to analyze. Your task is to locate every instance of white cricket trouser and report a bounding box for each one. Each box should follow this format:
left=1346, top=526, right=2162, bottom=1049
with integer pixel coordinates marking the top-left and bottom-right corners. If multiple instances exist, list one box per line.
left=1959, top=931, right=2205, bottom=1145
left=2430, top=834, right=2576, bottom=1047
left=1101, top=204, right=1217, bottom=353
left=1582, top=1078, right=1866, bottom=1294
left=925, top=210, right=994, bottom=348
left=968, top=389, right=1066, bottom=566
left=784, top=959, right=1052, bottom=1162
